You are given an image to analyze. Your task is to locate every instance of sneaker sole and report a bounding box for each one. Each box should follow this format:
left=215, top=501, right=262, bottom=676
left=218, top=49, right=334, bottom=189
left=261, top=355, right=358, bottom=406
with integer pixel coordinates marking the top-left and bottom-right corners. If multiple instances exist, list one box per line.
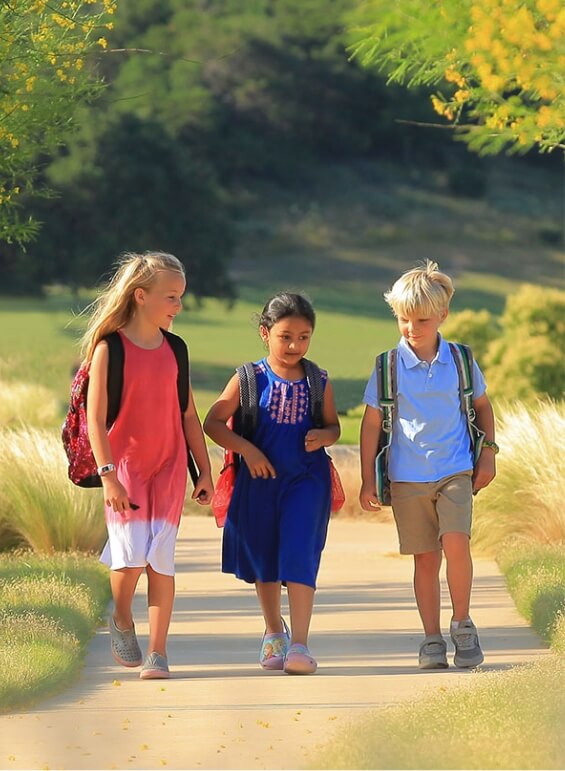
left=140, top=669, right=170, bottom=680
left=112, top=650, right=142, bottom=668
left=419, top=660, right=449, bottom=670
left=454, top=653, right=484, bottom=668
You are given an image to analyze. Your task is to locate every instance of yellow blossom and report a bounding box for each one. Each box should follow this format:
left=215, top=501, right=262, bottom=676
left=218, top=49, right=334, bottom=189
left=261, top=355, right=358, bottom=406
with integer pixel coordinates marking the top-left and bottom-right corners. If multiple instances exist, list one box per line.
left=97, top=37, right=108, bottom=49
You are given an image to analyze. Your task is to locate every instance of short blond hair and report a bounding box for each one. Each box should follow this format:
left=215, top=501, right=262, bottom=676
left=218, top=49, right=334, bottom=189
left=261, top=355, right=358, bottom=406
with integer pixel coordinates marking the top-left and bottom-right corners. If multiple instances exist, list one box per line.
left=384, top=260, right=454, bottom=317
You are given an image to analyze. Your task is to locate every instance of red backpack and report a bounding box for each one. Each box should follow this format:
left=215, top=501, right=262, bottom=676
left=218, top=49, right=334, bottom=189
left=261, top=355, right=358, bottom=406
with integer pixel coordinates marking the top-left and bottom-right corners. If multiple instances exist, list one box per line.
left=62, top=329, right=198, bottom=488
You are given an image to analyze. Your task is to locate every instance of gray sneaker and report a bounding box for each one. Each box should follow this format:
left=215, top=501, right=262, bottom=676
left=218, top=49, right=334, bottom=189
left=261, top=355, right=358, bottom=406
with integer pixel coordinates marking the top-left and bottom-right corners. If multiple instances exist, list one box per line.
left=109, top=616, right=142, bottom=667
left=451, top=619, right=484, bottom=668
left=140, top=652, right=170, bottom=680
left=418, top=635, right=448, bottom=669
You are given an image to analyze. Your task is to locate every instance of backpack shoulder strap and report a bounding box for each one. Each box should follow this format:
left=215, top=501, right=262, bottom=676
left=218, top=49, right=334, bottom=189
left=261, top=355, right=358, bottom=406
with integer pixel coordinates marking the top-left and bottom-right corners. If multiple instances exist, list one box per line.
left=448, top=342, right=474, bottom=417
left=235, top=362, right=258, bottom=439
left=105, top=331, right=124, bottom=429
left=302, top=358, right=324, bottom=429
left=376, top=348, right=397, bottom=433
left=161, top=329, right=189, bottom=413
left=161, top=329, right=200, bottom=485
left=449, top=342, right=485, bottom=463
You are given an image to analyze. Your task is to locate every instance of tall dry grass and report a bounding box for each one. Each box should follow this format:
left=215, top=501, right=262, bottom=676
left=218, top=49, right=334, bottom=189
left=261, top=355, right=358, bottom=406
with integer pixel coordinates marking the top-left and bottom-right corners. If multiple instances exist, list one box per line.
left=0, top=427, right=106, bottom=552
left=472, top=400, right=565, bottom=554
left=0, top=379, right=59, bottom=429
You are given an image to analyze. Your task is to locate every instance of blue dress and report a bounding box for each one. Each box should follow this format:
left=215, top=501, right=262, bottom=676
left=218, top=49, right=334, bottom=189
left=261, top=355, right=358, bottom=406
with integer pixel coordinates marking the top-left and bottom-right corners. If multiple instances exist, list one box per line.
left=222, top=358, right=332, bottom=588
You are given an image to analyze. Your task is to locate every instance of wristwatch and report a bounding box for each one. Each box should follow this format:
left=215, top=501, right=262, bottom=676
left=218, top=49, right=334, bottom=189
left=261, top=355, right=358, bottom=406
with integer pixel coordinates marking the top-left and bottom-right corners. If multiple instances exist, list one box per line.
left=482, top=440, right=499, bottom=455
left=97, top=463, right=116, bottom=476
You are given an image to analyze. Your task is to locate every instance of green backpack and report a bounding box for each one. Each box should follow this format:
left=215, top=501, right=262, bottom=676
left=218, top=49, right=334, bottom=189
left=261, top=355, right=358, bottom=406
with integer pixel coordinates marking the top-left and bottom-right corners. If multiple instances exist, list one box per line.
left=375, top=342, right=485, bottom=506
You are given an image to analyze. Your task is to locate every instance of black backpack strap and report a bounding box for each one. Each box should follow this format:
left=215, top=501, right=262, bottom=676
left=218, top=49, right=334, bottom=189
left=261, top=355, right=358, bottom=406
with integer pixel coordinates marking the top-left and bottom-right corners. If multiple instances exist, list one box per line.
left=161, top=329, right=189, bottom=413
left=161, top=328, right=199, bottom=486
left=376, top=348, right=397, bottom=432
left=302, top=358, right=324, bottom=428
left=105, top=331, right=124, bottom=429
left=235, top=362, right=258, bottom=439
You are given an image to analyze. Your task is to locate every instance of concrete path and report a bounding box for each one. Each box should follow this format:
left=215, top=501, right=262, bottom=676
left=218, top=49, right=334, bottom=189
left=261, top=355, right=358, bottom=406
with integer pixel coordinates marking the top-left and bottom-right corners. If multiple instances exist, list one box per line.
left=0, top=516, right=548, bottom=770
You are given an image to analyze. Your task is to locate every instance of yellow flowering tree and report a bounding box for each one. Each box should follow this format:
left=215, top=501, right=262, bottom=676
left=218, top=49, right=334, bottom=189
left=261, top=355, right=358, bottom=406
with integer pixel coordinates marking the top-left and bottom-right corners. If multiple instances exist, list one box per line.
left=349, top=0, right=565, bottom=155
left=0, top=0, right=115, bottom=243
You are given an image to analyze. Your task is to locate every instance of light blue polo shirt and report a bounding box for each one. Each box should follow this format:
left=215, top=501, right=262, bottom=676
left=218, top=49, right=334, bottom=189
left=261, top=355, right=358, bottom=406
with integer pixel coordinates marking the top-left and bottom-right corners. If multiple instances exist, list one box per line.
left=363, top=335, right=486, bottom=483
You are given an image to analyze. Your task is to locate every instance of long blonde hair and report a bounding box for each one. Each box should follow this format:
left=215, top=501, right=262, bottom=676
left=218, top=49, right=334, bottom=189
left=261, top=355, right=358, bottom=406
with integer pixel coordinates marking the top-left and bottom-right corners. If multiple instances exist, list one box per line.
left=384, top=259, right=454, bottom=318
left=80, top=251, right=185, bottom=363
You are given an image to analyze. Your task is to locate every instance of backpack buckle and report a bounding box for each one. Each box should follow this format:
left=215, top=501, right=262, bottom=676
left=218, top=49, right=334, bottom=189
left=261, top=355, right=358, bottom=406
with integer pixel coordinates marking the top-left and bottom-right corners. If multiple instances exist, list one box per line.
left=382, top=418, right=393, bottom=433
left=468, top=408, right=476, bottom=422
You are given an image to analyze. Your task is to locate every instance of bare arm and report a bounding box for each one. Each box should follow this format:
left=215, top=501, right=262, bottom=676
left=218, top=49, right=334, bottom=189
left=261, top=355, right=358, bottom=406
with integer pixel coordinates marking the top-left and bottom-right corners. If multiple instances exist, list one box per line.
left=304, top=378, right=341, bottom=451
left=359, top=405, right=383, bottom=511
left=203, top=375, right=276, bottom=479
left=472, top=392, right=497, bottom=493
left=86, top=341, right=130, bottom=513
left=182, top=387, right=214, bottom=504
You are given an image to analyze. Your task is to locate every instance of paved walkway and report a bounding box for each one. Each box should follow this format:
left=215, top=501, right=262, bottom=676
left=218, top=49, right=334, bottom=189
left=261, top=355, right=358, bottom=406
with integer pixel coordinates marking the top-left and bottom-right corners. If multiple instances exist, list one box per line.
left=0, top=516, right=548, bottom=770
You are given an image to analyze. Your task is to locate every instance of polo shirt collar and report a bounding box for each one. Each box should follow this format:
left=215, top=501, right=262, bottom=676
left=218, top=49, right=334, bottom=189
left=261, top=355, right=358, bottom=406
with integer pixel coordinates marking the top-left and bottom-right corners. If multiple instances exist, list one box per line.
left=398, top=334, right=450, bottom=369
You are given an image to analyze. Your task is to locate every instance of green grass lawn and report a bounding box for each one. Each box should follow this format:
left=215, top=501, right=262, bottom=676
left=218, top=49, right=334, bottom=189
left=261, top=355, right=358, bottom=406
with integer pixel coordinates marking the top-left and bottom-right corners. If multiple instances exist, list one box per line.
left=0, top=158, right=562, bottom=444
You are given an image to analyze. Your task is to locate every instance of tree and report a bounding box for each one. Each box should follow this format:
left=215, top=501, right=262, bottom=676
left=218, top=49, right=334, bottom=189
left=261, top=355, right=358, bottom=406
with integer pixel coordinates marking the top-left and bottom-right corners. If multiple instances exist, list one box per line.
left=0, top=0, right=115, bottom=243
left=349, top=0, right=565, bottom=155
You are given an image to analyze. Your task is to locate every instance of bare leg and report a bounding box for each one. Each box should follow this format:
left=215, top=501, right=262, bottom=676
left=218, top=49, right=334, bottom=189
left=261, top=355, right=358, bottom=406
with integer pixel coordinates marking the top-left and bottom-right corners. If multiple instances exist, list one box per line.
left=413, top=550, right=443, bottom=636
left=255, top=580, right=283, bottom=633
left=442, top=532, right=473, bottom=621
left=146, top=565, right=175, bottom=656
left=110, top=566, right=143, bottom=630
left=286, top=582, right=315, bottom=646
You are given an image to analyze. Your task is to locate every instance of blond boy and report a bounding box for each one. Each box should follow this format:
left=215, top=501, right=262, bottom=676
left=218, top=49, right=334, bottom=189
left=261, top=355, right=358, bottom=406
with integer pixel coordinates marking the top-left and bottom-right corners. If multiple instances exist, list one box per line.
left=359, top=260, right=497, bottom=668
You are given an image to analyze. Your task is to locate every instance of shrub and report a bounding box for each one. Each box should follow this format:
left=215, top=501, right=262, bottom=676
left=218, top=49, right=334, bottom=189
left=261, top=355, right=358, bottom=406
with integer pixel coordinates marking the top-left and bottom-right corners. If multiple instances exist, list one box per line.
left=441, top=309, right=500, bottom=362
left=485, top=284, right=565, bottom=402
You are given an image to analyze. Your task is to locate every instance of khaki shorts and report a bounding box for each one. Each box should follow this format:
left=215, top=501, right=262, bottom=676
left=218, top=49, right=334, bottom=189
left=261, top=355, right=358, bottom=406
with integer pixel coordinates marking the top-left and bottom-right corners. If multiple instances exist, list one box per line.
left=390, top=471, right=473, bottom=555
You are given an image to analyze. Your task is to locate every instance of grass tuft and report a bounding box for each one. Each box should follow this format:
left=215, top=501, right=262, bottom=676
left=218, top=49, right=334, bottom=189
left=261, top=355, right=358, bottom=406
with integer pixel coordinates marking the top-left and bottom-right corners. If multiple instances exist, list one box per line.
left=310, top=657, right=565, bottom=770
left=0, top=427, right=107, bottom=552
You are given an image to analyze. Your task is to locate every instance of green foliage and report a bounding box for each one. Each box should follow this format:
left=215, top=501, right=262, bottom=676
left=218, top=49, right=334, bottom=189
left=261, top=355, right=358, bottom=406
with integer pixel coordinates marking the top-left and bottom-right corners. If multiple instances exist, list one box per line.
left=31, top=114, right=236, bottom=299
left=485, top=284, right=565, bottom=401
left=442, top=309, right=500, bottom=362
left=348, top=0, right=565, bottom=156
left=0, top=0, right=115, bottom=245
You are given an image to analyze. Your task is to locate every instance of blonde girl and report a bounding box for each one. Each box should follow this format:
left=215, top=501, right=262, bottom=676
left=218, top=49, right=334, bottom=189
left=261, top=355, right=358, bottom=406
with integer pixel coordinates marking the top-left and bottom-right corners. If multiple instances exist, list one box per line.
left=84, top=251, right=213, bottom=679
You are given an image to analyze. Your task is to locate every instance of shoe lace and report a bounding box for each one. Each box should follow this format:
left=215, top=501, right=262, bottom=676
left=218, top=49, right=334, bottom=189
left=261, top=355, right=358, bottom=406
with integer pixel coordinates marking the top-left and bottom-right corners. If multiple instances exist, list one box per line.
left=454, top=630, right=477, bottom=650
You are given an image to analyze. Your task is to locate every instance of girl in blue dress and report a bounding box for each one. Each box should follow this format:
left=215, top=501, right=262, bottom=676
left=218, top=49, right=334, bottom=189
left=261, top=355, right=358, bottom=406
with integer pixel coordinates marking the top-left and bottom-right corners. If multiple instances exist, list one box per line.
left=204, top=293, right=340, bottom=674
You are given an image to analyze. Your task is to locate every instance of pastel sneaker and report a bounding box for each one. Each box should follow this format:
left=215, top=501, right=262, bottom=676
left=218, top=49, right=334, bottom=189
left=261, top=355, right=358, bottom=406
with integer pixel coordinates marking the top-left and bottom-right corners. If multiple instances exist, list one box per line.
left=284, top=643, right=317, bottom=675
left=260, top=618, right=290, bottom=670
left=140, top=652, right=170, bottom=680
left=109, top=616, right=142, bottom=668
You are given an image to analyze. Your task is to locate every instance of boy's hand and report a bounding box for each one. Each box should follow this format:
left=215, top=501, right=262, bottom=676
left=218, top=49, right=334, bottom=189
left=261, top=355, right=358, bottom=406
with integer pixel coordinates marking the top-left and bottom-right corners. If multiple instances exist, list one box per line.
left=304, top=429, right=325, bottom=452
left=243, top=446, right=277, bottom=479
left=192, top=473, right=214, bottom=505
left=359, top=482, right=381, bottom=512
left=472, top=451, right=496, bottom=494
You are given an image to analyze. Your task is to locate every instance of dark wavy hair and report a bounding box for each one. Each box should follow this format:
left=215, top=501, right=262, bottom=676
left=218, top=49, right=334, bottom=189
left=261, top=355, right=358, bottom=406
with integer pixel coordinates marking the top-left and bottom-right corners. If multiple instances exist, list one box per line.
left=258, top=292, right=316, bottom=330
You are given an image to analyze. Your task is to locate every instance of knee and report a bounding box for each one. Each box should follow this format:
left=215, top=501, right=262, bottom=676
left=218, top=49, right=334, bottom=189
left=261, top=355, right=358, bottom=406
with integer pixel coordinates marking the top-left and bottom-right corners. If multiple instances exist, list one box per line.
left=414, top=550, right=442, bottom=576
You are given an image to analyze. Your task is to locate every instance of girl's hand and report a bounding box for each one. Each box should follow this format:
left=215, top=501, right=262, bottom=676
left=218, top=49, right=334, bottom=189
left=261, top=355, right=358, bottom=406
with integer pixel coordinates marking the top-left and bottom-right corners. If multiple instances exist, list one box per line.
left=242, top=446, right=276, bottom=479
left=304, top=429, right=327, bottom=452
left=102, top=477, right=131, bottom=513
left=192, top=473, right=214, bottom=505
left=359, top=482, right=381, bottom=512
left=472, top=451, right=496, bottom=494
